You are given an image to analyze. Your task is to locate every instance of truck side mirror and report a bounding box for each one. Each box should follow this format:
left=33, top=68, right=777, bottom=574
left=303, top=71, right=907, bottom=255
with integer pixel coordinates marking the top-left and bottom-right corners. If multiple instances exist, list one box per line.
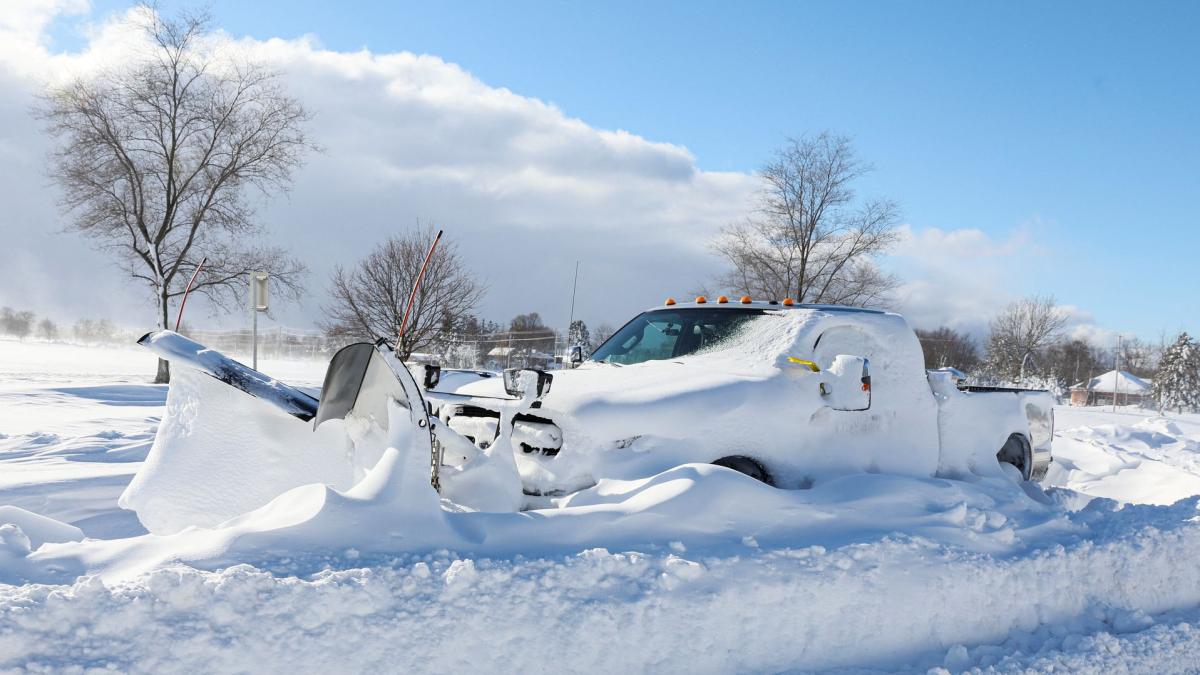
left=504, top=368, right=553, bottom=400
left=821, top=355, right=871, bottom=411
left=570, top=345, right=584, bottom=367
left=422, top=364, right=441, bottom=390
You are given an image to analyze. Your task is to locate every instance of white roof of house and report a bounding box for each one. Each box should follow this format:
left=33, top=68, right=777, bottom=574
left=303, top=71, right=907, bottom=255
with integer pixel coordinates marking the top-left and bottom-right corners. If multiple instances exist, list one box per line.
left=1073, top=370, right=1151, bottom=394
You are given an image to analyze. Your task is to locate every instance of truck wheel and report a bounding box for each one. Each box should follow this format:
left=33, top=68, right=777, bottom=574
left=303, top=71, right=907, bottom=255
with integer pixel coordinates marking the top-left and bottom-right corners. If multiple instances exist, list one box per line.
left=712, top=455, right=773, bottom=486
left=996, top=433, right=1032, bottom=481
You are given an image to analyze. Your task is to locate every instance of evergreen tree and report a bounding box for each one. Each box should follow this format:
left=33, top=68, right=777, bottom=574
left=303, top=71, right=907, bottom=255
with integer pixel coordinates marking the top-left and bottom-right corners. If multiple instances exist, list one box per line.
left=1154, top=332, right=1200, bottom=413
left=568, top=320, right=592, bottom=355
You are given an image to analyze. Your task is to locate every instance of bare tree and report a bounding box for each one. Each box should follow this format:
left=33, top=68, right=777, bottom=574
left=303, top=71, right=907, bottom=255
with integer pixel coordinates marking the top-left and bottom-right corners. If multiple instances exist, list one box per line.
left=321, top=227, right=485, bottom=359
left=0, top=308, right=35, bottom=339
left=1116, top=336, right=1157, bottom=379
left=592, top=323, right=616, bottom=352
left=37, top=319, right=59, bottom=341
left=505, top=312, right=557, bottom=358
left=1044, top=338, right=1107, bottom=388
left=915, top=327, right=980, bottom=371
left=37, top=7, right=311, bottom=382
left=984, top=295, right=1068, bottom=382
left=711, top=132, right=900, bottom=306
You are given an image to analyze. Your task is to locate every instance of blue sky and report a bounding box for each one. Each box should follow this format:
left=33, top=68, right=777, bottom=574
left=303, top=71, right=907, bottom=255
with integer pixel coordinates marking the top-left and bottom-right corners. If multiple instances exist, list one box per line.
left=37, top=1, right=1200, bottom=340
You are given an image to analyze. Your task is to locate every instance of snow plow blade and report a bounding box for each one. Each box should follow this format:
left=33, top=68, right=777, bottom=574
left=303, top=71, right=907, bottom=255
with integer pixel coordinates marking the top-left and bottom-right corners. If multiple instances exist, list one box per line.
left=313, top=339, right=424, bottom=430
left=138, top=330, right=319, bottom=421
left=139, top=331, right=427, bottom=434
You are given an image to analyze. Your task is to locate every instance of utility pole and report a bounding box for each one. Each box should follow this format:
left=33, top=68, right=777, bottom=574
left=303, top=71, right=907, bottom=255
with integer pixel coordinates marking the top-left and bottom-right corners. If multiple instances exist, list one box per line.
left=1113, top=334, right=1122, bottom=412
left=566, top=260, right=580, bottom=353
left=564, top=260, right=578, bottom=367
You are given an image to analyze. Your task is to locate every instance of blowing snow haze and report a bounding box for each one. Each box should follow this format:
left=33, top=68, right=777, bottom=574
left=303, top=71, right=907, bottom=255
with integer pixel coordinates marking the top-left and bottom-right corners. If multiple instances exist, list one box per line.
left=0, top=1, right=1196, bottom=342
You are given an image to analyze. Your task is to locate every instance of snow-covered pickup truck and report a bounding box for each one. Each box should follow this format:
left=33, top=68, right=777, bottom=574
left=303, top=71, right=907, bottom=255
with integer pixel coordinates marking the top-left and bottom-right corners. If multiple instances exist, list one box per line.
left=427, top=300, right=1054, bottom=499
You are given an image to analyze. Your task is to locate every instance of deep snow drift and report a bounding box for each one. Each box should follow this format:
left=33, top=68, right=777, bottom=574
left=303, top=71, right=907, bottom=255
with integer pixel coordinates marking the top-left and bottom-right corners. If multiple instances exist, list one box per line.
left=3, top=338, right=1200, bottom=672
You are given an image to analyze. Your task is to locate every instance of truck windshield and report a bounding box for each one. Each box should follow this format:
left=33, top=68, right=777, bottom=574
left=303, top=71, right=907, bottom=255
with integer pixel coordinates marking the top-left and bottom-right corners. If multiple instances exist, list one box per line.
left=590, top=308, right=767, bottom=365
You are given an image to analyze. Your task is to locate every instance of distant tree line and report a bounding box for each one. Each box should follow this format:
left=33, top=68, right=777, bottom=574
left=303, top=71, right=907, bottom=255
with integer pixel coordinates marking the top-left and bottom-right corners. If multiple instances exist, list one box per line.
left=409, top=313, right=613, bottom=370
left=914, top=295, right=1197, bottom=411
left=0, top=306, right=139, bottom=345
left=0, top=307, right=67, bottom=341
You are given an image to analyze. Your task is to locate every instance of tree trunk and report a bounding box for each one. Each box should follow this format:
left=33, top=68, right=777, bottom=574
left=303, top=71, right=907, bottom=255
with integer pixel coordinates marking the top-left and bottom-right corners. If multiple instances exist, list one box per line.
left=154, top=288, right=171, bottom=384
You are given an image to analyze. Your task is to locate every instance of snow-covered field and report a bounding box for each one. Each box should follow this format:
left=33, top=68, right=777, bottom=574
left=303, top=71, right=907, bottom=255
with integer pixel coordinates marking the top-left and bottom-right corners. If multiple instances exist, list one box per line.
left=3, top=338, right=1200, bottom=673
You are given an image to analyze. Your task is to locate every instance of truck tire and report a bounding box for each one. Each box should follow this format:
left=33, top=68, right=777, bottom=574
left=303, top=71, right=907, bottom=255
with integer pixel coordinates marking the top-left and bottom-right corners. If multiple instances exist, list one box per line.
left=996, top=433, right=1032, bottom=481
left=712, top=455, right=773, bottom=486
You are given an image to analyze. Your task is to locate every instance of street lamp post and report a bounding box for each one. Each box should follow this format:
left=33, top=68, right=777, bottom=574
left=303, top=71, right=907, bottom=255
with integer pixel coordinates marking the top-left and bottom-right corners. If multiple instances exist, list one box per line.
left=249, top=272, right=269, bottom=370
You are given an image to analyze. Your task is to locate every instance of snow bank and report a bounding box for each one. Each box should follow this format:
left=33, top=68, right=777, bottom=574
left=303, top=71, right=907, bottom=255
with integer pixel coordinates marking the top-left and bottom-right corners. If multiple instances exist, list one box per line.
left=1048, top=408, right=1200, bottom=505
left=0, top=506, right=83, bottom=549
left=0, top=508, right=85, bottom=585
left=3, top=497, right=1200, bottom=673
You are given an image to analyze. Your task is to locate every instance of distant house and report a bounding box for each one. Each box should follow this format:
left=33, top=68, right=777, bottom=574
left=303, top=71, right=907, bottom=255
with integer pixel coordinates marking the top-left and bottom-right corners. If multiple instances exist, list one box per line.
left=1069, top=370, right=1152, bottom=406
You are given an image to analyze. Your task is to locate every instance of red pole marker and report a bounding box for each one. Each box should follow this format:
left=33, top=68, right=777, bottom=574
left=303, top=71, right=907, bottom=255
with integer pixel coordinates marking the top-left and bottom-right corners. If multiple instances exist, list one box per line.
left=397, top=229, right=443, bottom=346
left=174, top=257, right=208, bottom=332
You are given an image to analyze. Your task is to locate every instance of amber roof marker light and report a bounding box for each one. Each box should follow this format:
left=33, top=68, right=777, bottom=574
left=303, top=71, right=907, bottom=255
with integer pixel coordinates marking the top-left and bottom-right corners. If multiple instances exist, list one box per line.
left=740, top=296, right=752, bottom=304
left=782, top=298, right=795, bottom=306
left=664, top=297, right=676, bottom=306
left=717, top=295, right=729, bottom=304
left=695, top=296, right=707, bottom=304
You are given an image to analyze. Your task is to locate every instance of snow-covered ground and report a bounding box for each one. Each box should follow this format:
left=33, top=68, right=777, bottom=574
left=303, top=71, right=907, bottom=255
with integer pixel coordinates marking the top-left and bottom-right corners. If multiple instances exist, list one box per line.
left=2, top=338, right=1200, bottom=673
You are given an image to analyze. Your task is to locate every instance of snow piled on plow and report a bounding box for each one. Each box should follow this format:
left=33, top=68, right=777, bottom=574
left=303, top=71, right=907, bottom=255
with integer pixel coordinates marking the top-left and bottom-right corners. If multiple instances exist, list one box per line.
left=118, top=369, right=357, bottom=534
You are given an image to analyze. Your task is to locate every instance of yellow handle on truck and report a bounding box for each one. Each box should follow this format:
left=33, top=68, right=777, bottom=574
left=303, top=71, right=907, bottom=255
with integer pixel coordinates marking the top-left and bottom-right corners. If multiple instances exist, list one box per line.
left=786, top=357, right=820, bottom=372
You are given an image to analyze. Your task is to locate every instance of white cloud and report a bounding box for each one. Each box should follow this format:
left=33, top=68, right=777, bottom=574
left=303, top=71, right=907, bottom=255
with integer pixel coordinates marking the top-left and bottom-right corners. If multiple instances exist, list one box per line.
left=0, top=0, right=88, bottom=41
left=1060, top=305, right=1117, bottom=348
left=884, top=220, right=1107, bottom=342
left=884, top=224, right=1032, bottom=335
left=0, top=4, right=757, bottom=330
left=890, top=223, right=1036, bottom=261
